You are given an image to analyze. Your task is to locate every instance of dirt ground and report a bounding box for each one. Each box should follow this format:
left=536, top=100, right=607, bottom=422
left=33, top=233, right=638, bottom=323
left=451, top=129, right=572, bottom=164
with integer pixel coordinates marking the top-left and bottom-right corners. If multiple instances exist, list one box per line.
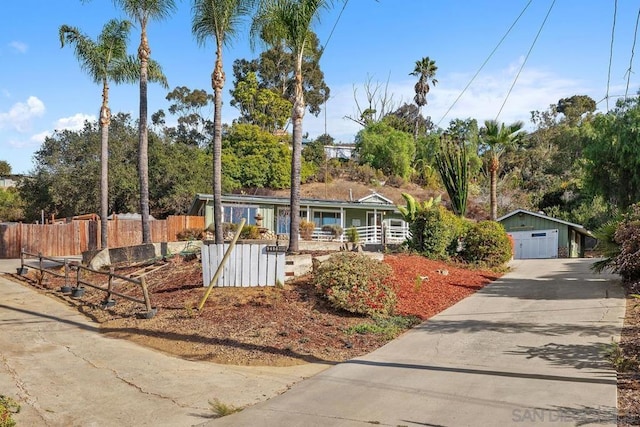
left=618, top=290, right=640, bottom=426
left=8, top=253, right=640, bottom=425
left=11, top=253, right=498, bottom=366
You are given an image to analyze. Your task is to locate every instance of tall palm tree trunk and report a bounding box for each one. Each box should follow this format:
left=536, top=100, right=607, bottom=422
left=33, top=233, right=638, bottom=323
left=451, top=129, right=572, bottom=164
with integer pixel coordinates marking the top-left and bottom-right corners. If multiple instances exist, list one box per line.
left=287, top=62, right=305, bottom=253
left=490, top=158, right=498, bottom=221
left=138, top=30, right=151, bottom=243
left=212, top=45, right=224, bottom=244
left=99, top=81, right=110, bottom=249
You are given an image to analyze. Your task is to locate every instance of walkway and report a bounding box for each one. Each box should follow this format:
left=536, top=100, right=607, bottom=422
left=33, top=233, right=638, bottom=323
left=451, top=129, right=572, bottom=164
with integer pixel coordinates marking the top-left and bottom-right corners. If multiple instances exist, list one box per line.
left=0, top=259, right=327, bottom=427
left=210, top=259, right=625, bottom=426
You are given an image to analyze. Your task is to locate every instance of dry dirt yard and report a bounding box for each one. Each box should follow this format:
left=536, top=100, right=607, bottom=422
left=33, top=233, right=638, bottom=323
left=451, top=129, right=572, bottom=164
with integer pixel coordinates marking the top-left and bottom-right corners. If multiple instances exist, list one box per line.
left=14, top=253, right=498, bottom=366
left=8, top=252, right=640, bottom=425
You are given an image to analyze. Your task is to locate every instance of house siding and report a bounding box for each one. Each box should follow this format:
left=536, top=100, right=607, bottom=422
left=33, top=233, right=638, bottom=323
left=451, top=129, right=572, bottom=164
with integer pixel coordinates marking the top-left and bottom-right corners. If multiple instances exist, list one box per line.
left=191, top=193, right=406, bottom=242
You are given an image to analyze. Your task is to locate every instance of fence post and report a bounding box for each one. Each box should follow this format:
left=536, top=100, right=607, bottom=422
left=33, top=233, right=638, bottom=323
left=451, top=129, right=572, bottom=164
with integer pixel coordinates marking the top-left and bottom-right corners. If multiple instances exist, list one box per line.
left=140, top=277, right=153, bottom=313
left=64, top=259, right=69, bottom=288
left=107, top=267, right=114, bottom=301
left=198, top=218, right=246, bottom=310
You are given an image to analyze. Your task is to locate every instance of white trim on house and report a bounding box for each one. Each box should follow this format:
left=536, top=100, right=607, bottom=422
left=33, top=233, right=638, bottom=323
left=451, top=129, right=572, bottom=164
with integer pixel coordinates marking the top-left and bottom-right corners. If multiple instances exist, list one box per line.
left=358, top=192, right=394, bottom=205
left=497, top=209, right=591, bottom=236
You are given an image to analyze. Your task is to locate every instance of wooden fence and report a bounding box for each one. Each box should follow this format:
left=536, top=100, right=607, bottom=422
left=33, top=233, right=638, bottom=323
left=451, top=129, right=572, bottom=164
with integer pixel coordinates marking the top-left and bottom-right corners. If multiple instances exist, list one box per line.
left=201, top=243, right=285, bottom=287
left=0, top=215, right=205, bottom=259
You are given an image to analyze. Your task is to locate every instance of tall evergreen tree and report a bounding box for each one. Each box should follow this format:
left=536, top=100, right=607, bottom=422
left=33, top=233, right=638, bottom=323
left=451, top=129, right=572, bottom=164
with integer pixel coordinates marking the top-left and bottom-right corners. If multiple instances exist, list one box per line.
left=192, top=0, right=257, bottom=243
left=59, top=19, right=166, bottom=248
left=479, top=120, right=525, bottom=220
left=252, top=0, right=336, bottom=253
left=410, top=57, right=437, bottom=141
left=114, top=0, right=176, bottom=243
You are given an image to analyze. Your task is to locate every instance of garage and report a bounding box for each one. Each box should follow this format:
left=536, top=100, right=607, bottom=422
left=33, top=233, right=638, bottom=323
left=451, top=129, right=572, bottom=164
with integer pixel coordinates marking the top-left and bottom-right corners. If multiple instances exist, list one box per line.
left=508, top=229, right=558, bottom=259
left=498, top=209, right=592, bottom=259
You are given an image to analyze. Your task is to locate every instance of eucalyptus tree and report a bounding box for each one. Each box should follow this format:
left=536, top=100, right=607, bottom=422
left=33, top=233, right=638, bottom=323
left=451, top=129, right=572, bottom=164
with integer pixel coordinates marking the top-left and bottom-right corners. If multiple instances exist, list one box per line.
left=479, top=119, right=525, bottom=220
left=410, top=56, right=437, bottom=140
left=252, top=0, right=336, bottom=253
left=192, top=0, right=257, bottom=243
left=59, top=19, right=138, bottom=248
left=114, top=0, right=175, bottom=243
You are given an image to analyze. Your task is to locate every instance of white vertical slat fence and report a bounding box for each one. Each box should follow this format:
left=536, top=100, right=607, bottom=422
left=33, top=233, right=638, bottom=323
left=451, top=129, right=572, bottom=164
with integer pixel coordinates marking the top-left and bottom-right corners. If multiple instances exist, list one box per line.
left=202, top=243, right=285, bottom=287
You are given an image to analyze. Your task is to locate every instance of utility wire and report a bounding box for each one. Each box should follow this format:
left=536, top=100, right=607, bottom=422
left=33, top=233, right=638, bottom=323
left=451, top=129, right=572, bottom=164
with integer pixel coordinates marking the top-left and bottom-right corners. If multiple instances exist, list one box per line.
left=436, top=0, right=533, bottom=127
left=624, top=7, right=640, bottom=99
left=606, top=0, right=617, bottom=110
left=318, top=0, right=349, bottom=60
left=494, top=0, right=555, bottom=121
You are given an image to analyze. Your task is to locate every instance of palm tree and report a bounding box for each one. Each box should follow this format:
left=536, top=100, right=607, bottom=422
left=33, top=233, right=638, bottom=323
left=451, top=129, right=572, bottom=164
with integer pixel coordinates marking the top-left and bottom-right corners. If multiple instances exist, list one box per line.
left=59, top=19, right=137, bottom=249
left=114, top=0, right=176, bottom=243
left=192, top=0, right=257, bottom=244
left=252, top=0, right=334, bottom=253
left=480, top=119, right=525, bottom=220
left=410, top=56, right=437, bottom=141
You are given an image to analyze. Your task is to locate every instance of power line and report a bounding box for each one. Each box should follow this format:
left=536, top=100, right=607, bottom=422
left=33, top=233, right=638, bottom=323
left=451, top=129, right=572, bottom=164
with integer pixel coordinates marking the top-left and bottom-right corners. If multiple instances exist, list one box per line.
left=436, top=0, right=533, bottom=127
left=606, top=0, right=617, bottom=110
left=624, top=7, right=640, bottom=99
left=494, top=0, right=555, bottom=122
left=318, top=0, right=350, bottom=59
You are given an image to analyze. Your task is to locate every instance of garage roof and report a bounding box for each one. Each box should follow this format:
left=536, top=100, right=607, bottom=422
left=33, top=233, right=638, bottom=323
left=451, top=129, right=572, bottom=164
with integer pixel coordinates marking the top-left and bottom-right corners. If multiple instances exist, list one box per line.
left=497, top=209, right=592, bottom=236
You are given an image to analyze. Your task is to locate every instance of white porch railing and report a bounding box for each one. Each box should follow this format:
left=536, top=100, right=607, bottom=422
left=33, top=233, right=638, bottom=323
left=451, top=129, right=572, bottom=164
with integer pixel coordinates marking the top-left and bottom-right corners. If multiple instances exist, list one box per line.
left=308, top=224, right=409, bottom=244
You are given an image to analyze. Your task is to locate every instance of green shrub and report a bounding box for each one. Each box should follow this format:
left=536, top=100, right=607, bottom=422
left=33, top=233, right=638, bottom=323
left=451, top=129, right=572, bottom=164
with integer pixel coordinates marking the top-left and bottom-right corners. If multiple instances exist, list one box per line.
left=321, top=224, right=343, bottom=240
left=299, top=219, right=315, bottom=240
left=346, top=226, right=360, bottom=243
left=239, top=225, right=261, bottom=240
left=461, top=221, right=512, bottom=267
left=313, top=252, right=396, bottom=316
left=0, top=395, right=20, bottom=427
left=409, top=205, right=468, bottom=259
left=176, top=228, right=204, bottom=241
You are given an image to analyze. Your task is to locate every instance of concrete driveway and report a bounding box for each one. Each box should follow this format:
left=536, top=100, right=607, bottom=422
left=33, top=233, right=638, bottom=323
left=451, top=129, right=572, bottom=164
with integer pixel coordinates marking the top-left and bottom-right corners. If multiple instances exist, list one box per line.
left=0, top=261, right=328, bottom=427
left=210, top=258, right=625, bottom=426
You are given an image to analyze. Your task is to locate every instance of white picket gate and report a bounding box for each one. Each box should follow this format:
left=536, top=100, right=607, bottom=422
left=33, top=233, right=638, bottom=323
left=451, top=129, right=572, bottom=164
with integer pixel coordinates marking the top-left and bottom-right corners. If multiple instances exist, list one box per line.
left=201, top=243, right=285, bottom=287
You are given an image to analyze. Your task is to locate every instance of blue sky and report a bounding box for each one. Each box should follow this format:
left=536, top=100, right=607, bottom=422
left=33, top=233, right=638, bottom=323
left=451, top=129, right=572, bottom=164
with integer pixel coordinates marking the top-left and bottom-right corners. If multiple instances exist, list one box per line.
left=1, top=0, right=639, bottom=174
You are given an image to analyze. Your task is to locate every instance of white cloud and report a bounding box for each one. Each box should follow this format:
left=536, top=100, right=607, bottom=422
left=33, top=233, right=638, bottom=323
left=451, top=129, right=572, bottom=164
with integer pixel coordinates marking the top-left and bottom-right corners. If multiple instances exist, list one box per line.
left=9, top=41, right=28, bottom=54
left=31, top=131, right=51, bottom=143
left=0, top=96, right=45, bottom=132
left=54, top=113, right=95, bottom=132
left=305, top=63, right=592, bottom=141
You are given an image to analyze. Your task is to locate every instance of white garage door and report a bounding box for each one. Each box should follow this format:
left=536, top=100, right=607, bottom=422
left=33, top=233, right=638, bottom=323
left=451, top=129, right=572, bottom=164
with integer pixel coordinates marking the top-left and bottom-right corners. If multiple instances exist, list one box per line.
left=508, top=229, right=558, bottom=259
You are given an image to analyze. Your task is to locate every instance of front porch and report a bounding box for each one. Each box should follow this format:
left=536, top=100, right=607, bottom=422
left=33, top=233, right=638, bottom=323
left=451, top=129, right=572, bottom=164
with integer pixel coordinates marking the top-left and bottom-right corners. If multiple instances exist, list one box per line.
left=309, top=223, right=409, bottom=245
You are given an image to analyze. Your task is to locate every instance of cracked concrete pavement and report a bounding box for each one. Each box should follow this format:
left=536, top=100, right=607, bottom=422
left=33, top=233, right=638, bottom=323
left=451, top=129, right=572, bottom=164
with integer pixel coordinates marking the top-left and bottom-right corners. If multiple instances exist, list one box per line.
left=0, top=259, right=328, bottom=427
left=0, top=258, right=627, bottom=426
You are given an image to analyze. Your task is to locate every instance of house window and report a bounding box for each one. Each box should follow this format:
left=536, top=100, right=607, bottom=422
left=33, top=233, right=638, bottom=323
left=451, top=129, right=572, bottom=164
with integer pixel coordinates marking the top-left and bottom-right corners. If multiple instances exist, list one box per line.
left=223, top=205, right=258, bottom=225
left=277, top=208, right=308, bottom=234
left=387, top=218, right=404, bottom=228
left=313, top=211, right=340, bottom=227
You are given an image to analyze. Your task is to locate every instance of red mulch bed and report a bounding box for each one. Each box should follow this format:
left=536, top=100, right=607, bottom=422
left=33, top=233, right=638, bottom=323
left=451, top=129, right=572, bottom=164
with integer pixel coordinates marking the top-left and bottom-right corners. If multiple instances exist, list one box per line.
left=384, top=254, right=500, bottom=319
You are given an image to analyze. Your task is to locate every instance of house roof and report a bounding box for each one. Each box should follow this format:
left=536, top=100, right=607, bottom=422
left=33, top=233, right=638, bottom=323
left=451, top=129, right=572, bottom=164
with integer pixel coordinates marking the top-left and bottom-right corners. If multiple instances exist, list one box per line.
left=189, top=193, right=399, bottom=215
left=497, top=209, right=592, bottom=236
left=358, top=192, right=394, bottom=205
